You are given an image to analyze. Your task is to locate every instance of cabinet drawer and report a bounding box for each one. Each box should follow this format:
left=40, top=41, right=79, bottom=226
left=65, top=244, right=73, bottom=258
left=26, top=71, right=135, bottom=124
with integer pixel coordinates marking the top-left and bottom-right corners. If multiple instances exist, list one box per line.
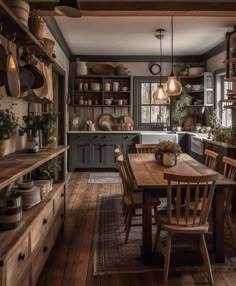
left=6, top=236, right=29, bottom=286
left=54, top=188, right=64, bottom=216
left=31, top=202, right=53, bottom=252
left=32, top=230, right=54, bottom=286
left=17, top=268, right=30, bottom=286
left=53, top=213, right=64, bottom=240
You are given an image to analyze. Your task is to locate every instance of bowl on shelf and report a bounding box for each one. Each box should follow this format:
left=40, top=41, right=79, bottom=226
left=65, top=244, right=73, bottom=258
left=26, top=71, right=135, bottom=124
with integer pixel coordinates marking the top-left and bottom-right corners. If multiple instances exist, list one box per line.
left=192, top=84, right=203, bottom=91
left=188, top=67, right=204, bottom=76
left=104, top=98, right=113, bottom=105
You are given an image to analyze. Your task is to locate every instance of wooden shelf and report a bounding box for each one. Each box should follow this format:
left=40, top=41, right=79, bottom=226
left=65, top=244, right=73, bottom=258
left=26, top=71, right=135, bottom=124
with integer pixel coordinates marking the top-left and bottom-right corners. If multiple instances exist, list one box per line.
left=222, top=99, right=236, bottom=103
left=0, top=179, right=66, bottom=258
left=224, top=77, right=236, bottom=82
left=186, top=90, right=204, bottom=93
left=178, top=74, right=204, bottom=79
left=224, top=58, right=236, bottom=64
left=0, top=146, right=69, bottom=190
left=104, top=91, right=130, bottom=93
left=73, top=104, right=130, bottom=107
left=74, top=91, right=103, bottom=93
left=187, top=104, right=205, bottom=107
left=0, top=1, right=55, bottom=63
left=73, top=75, right=131, bottom=79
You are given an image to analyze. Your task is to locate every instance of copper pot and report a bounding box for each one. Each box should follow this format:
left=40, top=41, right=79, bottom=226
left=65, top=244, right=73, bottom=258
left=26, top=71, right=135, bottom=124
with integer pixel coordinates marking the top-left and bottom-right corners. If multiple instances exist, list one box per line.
left=115, top=64, right=128, bottom=76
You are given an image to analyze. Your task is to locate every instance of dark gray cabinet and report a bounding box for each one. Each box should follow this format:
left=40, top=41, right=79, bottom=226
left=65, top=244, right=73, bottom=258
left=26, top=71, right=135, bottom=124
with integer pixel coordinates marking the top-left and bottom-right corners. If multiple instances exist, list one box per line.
left=178, top=133, right=188, bottom=153
left=68, top=133, right=139, bottom=171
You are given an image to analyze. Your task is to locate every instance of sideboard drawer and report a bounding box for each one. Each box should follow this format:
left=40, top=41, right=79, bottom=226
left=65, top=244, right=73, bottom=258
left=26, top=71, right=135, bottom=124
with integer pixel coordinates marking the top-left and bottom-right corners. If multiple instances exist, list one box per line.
left=6, top=236, right=29, bottom=286
left=54, top=187, right=64, bottom=216
left=31, top=202, right=53, bottom=252
left=31, top=230, right=54, bottom=285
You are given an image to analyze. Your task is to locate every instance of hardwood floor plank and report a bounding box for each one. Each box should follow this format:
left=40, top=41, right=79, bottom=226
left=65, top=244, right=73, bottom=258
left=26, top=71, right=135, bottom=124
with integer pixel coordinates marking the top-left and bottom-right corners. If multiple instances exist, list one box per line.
left=179, top=272, right=195, bottom=285
left=101, top=274, right=117, bottom=286
left=221, top=271, right=236, bottom=286
left=115, top=273, right=131, bottom=286
left=130, top=272, right=159, bottom=286
left=212, top=272, right=227, bottom=286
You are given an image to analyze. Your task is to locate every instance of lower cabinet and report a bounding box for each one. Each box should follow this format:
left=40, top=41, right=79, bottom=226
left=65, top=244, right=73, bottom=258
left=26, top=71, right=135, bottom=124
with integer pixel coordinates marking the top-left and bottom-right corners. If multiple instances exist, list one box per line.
left=0, top=183, right=66, bottom=286
left=68, top=133, right=139, bottom=170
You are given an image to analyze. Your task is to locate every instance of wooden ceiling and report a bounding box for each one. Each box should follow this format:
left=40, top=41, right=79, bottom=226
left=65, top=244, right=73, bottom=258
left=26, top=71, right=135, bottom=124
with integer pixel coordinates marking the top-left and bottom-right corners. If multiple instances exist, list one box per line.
left=28, top=1, right=236, bottom=17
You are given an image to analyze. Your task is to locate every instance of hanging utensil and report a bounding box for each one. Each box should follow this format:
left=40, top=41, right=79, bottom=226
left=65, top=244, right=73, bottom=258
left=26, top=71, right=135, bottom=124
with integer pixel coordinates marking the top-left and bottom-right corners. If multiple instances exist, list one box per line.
left=5, top=36, right=20, bottom=98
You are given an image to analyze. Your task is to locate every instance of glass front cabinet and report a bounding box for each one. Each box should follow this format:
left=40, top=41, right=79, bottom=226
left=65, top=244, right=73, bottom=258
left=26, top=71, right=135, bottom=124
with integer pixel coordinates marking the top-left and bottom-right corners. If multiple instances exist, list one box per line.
left=204, top=72, right=214, bottom=106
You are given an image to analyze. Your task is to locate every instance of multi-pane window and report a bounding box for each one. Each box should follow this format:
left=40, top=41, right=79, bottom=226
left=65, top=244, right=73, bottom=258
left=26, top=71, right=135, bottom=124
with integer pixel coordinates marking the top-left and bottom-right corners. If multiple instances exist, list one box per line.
left=139, top=81, right=170, bottom=127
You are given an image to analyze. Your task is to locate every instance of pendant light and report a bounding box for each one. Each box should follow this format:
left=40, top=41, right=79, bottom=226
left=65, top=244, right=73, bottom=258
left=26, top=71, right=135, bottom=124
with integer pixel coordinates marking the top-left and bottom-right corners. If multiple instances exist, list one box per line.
left=55, top=0, right=82, bottom=17
left=166, top=16, right=182, bottom=96
left=153, top=29, right=168, bottom=103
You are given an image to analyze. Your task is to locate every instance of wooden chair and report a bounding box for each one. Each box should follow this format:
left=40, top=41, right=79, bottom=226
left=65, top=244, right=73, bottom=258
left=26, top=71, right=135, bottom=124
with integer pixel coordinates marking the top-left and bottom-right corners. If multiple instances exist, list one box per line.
left=204, top=149, right=219, bottom=171
left=135, top=144, right=159, bottom=154
left=153, top=172, right=218, bottom=285
left=223, top=156, right=236, bottom=247
left=116, top=155, right=160, bottom=243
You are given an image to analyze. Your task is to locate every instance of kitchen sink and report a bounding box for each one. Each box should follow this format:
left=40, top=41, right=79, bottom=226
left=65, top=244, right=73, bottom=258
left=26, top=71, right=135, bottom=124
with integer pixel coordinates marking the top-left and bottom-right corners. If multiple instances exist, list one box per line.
left=139, top=132, right=178, bottom=144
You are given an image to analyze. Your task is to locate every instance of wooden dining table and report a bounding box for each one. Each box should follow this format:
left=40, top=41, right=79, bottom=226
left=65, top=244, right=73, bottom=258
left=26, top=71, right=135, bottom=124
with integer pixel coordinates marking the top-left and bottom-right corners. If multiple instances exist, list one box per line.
left=128, top=153, right=236, bottom=264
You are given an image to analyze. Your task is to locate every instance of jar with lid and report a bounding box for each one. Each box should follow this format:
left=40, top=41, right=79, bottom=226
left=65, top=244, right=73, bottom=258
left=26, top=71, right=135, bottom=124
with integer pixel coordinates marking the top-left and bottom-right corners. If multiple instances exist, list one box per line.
left=76, top=58, right=88, bottom=75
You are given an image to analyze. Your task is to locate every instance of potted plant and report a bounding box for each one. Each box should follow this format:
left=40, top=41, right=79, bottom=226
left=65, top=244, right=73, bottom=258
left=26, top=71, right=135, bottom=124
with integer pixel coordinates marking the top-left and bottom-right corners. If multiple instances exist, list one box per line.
left=171, top=92, right=191, bottom=131
left=0, top=107, right=18, bottom=157
left=19, top=113, right=41, bottom=153
left=40, top=110, right=58, bottom=149
left=155, top=141, right=182, bottom=167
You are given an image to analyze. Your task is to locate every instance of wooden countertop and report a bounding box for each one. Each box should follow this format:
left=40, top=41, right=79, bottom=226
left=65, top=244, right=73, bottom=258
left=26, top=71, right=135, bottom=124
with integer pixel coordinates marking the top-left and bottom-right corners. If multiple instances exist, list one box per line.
left=0, top=146, right=69, bottom=190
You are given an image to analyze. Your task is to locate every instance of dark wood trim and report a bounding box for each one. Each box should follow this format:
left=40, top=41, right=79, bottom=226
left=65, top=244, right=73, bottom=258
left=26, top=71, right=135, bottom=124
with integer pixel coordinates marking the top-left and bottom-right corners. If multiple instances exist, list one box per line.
left=70, top=55, right=204, bottom=63
left=202, top=40, right=226, bottom=61
left=44, top=16, right=71, bottom=60
left=30, top=1, right=236, bottom=17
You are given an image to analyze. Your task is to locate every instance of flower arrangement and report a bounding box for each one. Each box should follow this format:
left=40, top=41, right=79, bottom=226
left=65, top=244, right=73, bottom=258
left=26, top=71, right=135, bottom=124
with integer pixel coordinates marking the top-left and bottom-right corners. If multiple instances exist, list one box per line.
left=0, top=107, right=18, bottom=141
left=155, top=141, right=182, bottom=166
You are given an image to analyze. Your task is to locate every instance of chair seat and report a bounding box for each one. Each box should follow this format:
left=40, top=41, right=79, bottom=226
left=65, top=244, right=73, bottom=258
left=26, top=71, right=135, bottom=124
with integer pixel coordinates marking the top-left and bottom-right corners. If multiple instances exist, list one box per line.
left=124, top=193, right=161, bottom=207
left=158, top=214, right=209, bottom=234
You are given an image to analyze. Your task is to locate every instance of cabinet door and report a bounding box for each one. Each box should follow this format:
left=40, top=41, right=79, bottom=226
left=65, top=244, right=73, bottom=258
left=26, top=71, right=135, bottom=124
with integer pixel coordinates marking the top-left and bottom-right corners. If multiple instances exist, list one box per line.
left=204, top=72, right=214, bottom=106
left=121, top=135, right=139, bottom=157
left=178, top=134, right=188, bottom=153
left=68, top=135, right=90, bottom=170
left=90, top=142, right=106, bottom=167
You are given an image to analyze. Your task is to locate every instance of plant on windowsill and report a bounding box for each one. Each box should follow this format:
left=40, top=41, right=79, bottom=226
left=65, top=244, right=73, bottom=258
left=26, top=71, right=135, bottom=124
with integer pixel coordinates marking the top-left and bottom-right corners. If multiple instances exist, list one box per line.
left=0, top=106, right=18, bottom=157
left=171, top=91, right=191, bottom=131
left=154, top=140, right=182, bottom=167
left=19, top=113, right=42, bottom=153
left=208, top=111, right=236, bottom=144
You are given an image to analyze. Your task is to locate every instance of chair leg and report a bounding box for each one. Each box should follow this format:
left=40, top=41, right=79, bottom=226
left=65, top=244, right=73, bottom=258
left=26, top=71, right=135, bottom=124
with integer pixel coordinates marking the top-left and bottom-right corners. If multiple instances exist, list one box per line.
left=225, top=213, right=236, bottom=248
left=200, top=233, right=214, bottom=285
left=163, top=234, right=172, bottom=285
left=124, top=207, right=132, bottom=244
left=153, top=225, right=161, bottom=252
left=124, top=206, right=129, bottom=224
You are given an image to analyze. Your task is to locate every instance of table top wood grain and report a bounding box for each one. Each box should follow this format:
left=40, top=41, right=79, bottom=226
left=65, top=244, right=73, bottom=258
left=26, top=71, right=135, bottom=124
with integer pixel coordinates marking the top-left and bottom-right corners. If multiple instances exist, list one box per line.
left=128, top=153, right=236, bottom=189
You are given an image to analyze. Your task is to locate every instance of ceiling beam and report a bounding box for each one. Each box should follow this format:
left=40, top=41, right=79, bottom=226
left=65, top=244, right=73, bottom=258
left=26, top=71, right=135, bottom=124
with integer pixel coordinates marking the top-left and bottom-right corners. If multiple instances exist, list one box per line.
left=30, top=1, right=236, bottom=17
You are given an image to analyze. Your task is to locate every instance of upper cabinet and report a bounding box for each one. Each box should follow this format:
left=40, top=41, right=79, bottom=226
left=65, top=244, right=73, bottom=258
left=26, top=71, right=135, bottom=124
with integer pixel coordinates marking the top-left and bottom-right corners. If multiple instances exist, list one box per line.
left=179, top=72, right=214, bottom=107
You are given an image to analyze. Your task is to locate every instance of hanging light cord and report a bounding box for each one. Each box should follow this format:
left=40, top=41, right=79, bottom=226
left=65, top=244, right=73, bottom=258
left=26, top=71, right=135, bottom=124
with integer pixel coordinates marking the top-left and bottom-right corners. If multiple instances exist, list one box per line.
left=160, top=30, right=163, bottom=85
left=171, top=16, right=174, bottom=74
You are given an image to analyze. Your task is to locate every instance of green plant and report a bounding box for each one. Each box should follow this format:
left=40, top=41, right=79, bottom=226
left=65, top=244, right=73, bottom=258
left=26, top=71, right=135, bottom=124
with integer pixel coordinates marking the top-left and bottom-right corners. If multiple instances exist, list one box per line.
left=208, top=110, right=222, bottom=129
left=19, top=113, right=41, bottom=137
left=40, top=110, right=58, bottom=142
left=32, top=156, right=62, bottom=179
left=0, top=106, right=18, bottom=141
left=171, top=92, right=191, bottom=126
left=155, top=141, right=182, bottom=155
left=212, top=127, right=236, bottom=144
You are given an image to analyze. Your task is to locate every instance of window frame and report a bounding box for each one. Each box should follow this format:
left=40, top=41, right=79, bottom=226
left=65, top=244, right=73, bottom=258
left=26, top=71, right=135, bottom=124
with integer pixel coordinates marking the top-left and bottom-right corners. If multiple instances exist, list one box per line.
left=133, top=76, right=171, bottom=130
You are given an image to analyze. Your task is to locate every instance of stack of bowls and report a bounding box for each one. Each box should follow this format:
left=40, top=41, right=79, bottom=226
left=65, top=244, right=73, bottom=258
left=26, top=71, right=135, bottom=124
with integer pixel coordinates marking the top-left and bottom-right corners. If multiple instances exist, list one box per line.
left=16, top=181, right=41, bottom=209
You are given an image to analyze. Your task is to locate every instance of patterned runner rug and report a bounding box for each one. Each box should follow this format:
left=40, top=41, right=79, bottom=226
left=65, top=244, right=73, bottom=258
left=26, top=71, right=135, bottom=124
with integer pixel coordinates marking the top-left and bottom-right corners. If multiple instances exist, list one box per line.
left=94, top=193, right=236, bottom=275
left=88, top=172, right=122, bottom=184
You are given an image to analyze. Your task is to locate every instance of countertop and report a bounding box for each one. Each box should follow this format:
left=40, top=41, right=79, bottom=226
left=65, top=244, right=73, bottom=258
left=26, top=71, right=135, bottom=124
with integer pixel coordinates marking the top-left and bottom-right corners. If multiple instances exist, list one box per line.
left=67, top=130, right=199, bottom=136
left=203, top=138, right=236, bottom=149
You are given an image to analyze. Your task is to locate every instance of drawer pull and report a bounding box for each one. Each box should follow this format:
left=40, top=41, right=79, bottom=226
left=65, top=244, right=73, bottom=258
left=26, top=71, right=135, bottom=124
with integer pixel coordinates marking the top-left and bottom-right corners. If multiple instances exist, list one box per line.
left=43, top=218, right=48, bottom=225
left=61, top=193, right=65, bottom=198
left=43, top=246, right=48, bottom=253
left=18, top=253, right=25, bottom=262
left=123, top=136, right=129, bottom=140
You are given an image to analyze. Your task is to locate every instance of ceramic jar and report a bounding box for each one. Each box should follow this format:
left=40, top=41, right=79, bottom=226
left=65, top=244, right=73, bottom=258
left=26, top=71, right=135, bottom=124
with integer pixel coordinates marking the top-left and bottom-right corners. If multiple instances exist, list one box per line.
left=113, top=82, right=119, bottom=91
left=90, top=83, right=102, bottom=91
left=26, top=135, right=39, bottom=153
left=163, top=153, right=177, bottom=167
left=0, top=139, right=11, bottom=157
left=76, top=58, right=88, bottom=75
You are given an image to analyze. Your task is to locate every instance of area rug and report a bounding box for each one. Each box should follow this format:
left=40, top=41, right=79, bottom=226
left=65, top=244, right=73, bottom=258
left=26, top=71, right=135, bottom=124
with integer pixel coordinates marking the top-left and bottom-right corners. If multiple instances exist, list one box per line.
left=88, top=172, right=122, bottom=184
left=94, top=193, right=236, bottom=275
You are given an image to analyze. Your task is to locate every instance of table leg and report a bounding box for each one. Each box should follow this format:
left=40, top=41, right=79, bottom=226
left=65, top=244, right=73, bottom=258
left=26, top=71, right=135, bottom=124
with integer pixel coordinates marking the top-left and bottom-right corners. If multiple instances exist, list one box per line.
left=141, top=190, right=153, bottom=264
left=213, top=187, right=225, bottom=263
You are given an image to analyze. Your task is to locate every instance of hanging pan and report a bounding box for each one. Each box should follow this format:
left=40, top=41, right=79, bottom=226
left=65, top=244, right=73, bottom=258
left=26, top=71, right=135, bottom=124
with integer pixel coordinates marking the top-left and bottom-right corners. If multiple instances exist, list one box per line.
left=5, top=39, right=20, bottom=98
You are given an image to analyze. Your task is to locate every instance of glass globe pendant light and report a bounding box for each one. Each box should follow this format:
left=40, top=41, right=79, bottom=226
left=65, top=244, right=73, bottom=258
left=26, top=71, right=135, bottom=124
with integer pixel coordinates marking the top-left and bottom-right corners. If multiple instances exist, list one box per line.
left=166, top=16, right=182, bottom=96
left=153, top=29, right=168, bottom=103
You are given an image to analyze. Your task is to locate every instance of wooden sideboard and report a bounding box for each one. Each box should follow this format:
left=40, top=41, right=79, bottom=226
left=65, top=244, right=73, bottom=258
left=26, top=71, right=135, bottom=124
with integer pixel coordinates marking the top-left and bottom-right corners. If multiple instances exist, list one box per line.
left=0, top=146, right=69, bottom=286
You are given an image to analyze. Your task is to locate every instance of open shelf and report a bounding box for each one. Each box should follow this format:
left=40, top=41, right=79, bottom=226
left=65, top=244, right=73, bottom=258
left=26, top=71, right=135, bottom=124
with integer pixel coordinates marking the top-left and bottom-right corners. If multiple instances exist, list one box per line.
left=0, top=146, right=69, bottom=190
left=186, top=90, right=204, bottom=93
left=0, top=1, right=55, bottom=63
left=178, top=74, right=204, bottom=79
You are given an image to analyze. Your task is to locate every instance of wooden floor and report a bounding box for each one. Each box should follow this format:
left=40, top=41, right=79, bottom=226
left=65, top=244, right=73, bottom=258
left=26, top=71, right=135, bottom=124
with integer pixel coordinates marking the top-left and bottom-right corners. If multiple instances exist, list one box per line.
left=37, top=172, right=236, bottom=286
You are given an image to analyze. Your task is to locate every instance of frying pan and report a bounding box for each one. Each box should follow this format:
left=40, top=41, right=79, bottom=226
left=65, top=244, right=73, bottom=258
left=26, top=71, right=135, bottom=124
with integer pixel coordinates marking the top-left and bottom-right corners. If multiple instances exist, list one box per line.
left=5, top=40, right=20, bottom=98
left=19, top=66, right=35, bottom=92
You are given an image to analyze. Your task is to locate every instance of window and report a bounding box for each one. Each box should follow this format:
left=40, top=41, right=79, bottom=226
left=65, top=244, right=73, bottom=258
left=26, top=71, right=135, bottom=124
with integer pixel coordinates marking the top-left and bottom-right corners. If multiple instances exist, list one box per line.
left=134, top=77, right=170, bottom=130
left=215, top=72, right=232, bottom=127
